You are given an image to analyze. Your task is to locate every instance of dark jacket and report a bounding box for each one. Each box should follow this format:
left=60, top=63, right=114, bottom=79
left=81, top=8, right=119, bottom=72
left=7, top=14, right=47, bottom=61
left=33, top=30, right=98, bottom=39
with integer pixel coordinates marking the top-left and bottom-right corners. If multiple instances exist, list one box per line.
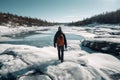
left=54, top=30, right=67, bottom=48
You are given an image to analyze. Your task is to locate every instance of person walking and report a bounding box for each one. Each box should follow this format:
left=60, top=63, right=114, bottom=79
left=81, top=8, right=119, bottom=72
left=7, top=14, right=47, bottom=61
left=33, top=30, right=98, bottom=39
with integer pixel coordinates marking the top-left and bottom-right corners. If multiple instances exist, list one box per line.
left=54, top=26, right=67, bottom=62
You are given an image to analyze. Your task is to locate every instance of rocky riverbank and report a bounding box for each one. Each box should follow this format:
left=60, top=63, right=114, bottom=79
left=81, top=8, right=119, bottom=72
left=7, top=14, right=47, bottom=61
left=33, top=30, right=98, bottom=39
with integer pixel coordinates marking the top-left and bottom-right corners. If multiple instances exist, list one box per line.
left=82, top=39, right=120, bottom=56
left=81, top=24, right=120, bottom=56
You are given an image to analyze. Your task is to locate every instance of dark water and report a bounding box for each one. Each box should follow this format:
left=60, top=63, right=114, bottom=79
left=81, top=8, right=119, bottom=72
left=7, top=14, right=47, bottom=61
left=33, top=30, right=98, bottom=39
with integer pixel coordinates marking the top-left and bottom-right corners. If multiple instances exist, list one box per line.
left=0, top=29, right=84, bottom=48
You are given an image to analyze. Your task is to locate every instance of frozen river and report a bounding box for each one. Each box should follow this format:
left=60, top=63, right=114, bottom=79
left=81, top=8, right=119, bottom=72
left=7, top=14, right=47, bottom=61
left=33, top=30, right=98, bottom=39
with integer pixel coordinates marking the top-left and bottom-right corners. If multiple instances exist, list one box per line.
left=0, top=27, right=84, bottom=48
left=0, top=26, right=119, bottom=80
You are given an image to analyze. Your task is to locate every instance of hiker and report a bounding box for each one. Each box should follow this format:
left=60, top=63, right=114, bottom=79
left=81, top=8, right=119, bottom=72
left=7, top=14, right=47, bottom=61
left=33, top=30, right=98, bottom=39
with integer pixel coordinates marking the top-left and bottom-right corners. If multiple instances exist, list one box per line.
left=54, top=26, right=67, bottom=62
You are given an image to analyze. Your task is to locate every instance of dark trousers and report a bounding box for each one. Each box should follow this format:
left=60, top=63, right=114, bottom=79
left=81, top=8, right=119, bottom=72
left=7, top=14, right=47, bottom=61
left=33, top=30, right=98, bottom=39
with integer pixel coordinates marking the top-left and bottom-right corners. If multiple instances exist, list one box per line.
left=57, top=46, right=64, bottom=62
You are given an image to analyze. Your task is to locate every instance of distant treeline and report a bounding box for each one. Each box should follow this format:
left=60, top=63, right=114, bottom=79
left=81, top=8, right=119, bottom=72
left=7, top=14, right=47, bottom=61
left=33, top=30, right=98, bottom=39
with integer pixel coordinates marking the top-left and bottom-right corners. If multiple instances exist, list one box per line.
left=0, top=12, right=54, bottom=27
left=68, top=9, right=120, bottom=26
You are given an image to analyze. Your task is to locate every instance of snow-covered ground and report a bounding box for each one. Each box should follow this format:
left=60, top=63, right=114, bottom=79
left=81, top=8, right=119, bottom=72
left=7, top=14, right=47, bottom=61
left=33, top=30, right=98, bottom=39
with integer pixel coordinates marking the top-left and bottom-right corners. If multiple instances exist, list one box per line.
left=0, top=25, right=120, bottom=80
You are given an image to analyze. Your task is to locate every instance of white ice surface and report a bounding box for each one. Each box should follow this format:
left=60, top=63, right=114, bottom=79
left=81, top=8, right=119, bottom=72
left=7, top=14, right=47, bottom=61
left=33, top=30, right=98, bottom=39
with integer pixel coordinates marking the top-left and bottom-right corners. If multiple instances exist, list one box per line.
left=0, top=43, right=119, bottom=80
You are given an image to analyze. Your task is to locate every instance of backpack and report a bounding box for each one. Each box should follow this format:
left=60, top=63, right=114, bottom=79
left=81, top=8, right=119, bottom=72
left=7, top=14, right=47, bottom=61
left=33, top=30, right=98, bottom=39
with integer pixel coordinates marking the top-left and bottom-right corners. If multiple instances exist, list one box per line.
left=57, top=34, right=64, bottom=46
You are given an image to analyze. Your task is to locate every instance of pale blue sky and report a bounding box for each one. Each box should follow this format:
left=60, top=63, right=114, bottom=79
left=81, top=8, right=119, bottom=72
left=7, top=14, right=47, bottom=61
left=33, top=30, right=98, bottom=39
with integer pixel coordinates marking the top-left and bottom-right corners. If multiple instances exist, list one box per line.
left=0, top=0, right=120, bottom=22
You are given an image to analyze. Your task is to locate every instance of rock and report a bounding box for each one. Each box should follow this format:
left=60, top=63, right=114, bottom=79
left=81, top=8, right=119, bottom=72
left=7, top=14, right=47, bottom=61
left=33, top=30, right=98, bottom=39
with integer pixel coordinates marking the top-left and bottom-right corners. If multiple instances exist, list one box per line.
left=82, top=40, right=120, bottom=56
